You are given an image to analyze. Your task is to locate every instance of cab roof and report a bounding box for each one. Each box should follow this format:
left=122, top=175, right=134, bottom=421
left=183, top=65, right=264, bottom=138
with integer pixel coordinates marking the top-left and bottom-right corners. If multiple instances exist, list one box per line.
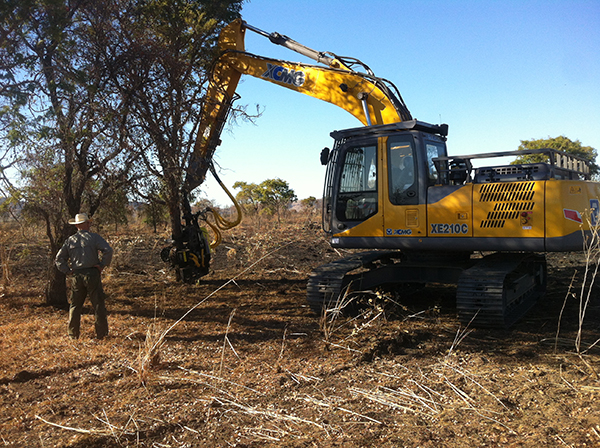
left=331, top=120, right=448, bottom=141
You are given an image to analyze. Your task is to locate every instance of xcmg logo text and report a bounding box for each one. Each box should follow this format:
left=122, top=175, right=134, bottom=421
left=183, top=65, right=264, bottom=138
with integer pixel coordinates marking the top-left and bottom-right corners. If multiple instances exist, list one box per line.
left=262, top=63, right=305, bottom=87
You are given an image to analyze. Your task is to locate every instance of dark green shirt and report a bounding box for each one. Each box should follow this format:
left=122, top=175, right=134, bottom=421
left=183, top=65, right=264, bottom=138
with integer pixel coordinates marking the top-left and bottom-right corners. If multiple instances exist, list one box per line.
left=55, top=230, right=113, bottom=274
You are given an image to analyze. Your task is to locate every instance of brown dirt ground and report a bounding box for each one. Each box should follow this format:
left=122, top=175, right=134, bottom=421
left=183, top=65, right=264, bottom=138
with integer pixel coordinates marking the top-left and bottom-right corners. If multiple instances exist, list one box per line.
left=0, top=222, right=599, bottom=447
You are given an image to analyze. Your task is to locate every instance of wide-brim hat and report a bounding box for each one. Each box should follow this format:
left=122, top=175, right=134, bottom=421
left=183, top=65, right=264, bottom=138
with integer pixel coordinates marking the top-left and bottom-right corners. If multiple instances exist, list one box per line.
left=68, top=213, right=91, bottom=225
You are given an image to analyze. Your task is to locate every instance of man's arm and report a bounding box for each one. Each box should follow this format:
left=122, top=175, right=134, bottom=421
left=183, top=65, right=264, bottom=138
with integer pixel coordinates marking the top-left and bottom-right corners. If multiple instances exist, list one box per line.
left=95, top=235, right=113, bottom=269
left=54, top=240, right=72, bottom=274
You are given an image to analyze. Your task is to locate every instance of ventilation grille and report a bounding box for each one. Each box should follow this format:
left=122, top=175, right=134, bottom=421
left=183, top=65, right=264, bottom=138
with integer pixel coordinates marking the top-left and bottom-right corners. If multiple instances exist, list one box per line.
left=478, top=182, right=536, bottom=228
left=479, top=182, right=535, bottom=202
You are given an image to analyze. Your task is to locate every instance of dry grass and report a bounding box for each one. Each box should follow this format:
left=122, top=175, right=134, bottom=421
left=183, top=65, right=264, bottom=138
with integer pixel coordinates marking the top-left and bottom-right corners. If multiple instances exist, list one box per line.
left=576, top=215, right=600, bottom=355
left=0, top=222, right=599, bottom=447
left=134, top=317, right=166, bottom=385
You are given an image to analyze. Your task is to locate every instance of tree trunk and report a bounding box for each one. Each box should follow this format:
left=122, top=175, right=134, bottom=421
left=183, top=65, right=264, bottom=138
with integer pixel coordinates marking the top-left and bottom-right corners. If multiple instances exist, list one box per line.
left=167, top=183, right=182, bottom=240
left=170, top=203, right=182, bottom=240
left=45, top=263, right=69, bottom=309
left=44, top=221, right=72, bottom=309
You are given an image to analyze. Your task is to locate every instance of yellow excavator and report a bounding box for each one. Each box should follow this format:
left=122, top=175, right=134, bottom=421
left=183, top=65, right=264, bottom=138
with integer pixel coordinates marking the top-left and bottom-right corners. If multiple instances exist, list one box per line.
left=163, top=19, right=600, bottom=328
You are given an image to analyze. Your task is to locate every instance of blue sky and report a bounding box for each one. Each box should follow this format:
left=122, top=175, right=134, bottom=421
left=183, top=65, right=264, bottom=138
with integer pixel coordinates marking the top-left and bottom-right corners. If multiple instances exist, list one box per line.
left=200, top=0, right=600, bottom=206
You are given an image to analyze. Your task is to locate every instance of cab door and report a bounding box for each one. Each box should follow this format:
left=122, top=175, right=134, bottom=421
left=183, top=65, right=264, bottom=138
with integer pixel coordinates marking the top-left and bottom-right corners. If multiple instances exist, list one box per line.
left=383, top=133, right=428, bottom=239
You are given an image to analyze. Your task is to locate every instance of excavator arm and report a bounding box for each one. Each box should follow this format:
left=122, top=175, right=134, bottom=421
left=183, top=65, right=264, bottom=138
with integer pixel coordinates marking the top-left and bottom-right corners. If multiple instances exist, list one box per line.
left=184, top=18, right=412, bottom=194
left=170, top=19, right=412, bottom=283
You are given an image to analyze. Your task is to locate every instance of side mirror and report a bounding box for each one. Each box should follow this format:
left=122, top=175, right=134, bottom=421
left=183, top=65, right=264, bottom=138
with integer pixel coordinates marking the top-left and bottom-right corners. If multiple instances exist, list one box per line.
left=320, top=147, right=330, bottom=165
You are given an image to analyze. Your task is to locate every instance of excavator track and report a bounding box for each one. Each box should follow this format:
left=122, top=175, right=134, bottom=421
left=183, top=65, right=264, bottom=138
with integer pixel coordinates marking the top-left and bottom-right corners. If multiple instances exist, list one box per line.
left=306, top=250, right=470, bottom=315
left=306, top=251, right=395, bottom=314
left=308, top=250, right=546, bottom=328
left=456, top=253, right=546, bottom=328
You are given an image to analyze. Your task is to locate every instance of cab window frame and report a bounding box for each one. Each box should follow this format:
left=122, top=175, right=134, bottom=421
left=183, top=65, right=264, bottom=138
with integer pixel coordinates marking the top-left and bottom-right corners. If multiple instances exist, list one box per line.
left=335, top=142, right=379, bottom=222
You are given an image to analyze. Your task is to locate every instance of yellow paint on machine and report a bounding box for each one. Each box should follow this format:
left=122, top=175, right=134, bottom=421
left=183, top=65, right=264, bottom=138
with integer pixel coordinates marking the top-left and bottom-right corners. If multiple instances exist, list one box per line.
left=426, top=186, right=473, bottom=237
left=545, top=179, right=600, bottom=239
left=383, top=204, right=428, bottom=236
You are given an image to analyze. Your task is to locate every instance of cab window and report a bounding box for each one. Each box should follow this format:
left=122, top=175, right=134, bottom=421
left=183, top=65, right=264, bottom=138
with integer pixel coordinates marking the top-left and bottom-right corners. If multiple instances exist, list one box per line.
left=425, top=141, right=446, bottom=184
left=336, top=144, right=377, bottom=221
left=388, top=136, right=416, bottom=205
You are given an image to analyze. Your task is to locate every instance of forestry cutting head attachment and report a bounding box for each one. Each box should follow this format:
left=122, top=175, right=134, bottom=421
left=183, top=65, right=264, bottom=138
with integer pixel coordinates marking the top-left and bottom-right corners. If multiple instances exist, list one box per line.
left=160, top=208, right=212, bottom=283
left=161, top=163, right=243, bottom=283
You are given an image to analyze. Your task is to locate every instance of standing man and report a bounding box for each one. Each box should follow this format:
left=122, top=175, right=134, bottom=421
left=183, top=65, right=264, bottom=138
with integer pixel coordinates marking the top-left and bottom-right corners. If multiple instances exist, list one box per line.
left=55, top=213, right=113, bottom=339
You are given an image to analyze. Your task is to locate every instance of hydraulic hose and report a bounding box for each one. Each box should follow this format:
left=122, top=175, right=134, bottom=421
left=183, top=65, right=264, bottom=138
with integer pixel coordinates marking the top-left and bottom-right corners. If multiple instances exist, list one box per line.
left=204, top=163, right=244, bottom=249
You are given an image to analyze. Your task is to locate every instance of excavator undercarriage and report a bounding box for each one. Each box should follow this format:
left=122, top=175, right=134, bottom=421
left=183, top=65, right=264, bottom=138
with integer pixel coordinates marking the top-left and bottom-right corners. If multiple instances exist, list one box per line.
left=307, top=250, right=547, bottom=329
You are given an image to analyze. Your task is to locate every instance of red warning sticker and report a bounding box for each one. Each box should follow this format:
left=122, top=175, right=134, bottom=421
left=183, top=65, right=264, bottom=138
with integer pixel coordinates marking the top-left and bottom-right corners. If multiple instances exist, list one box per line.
left=563, top=209, right=583, bottom=223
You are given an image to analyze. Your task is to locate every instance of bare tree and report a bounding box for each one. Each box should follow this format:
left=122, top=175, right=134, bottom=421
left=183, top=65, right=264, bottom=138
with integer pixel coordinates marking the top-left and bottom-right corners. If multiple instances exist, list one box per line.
left=106, top=0, right=244, bottom=241
left=0, top=0, right=142, bottom=307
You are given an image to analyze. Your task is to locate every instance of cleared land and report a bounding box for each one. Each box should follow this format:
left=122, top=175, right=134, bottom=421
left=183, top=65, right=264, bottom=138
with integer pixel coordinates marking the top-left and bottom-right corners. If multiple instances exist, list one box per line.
left=0, top=222, right=599, bottom=447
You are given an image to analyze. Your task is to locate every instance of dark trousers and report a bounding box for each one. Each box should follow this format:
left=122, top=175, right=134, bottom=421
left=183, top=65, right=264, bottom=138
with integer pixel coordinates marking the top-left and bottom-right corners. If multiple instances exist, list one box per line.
left=68, top=268, right=108, bottom=339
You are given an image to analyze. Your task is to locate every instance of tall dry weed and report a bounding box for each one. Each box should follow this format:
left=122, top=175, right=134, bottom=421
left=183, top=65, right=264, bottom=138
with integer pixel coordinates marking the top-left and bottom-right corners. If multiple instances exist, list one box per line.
left=135, top=320, right=165, bottom=384
left=320, top=287, right=393, bottom=350
left=575, top=214, right=600, bottom=355
left=555, top=211, right=600, bottom=378
left=0, top=230, right=14, bottom=289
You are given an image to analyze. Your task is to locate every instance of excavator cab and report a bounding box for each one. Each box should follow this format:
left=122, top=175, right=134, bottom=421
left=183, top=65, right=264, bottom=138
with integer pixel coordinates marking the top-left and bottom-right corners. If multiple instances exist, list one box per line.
left=323, top=120, right=449, bottom=245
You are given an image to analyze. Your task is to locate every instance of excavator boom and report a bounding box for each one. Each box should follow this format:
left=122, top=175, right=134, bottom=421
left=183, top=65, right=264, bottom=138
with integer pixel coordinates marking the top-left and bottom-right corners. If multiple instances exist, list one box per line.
left=184, top=19, right=412, bottom=194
